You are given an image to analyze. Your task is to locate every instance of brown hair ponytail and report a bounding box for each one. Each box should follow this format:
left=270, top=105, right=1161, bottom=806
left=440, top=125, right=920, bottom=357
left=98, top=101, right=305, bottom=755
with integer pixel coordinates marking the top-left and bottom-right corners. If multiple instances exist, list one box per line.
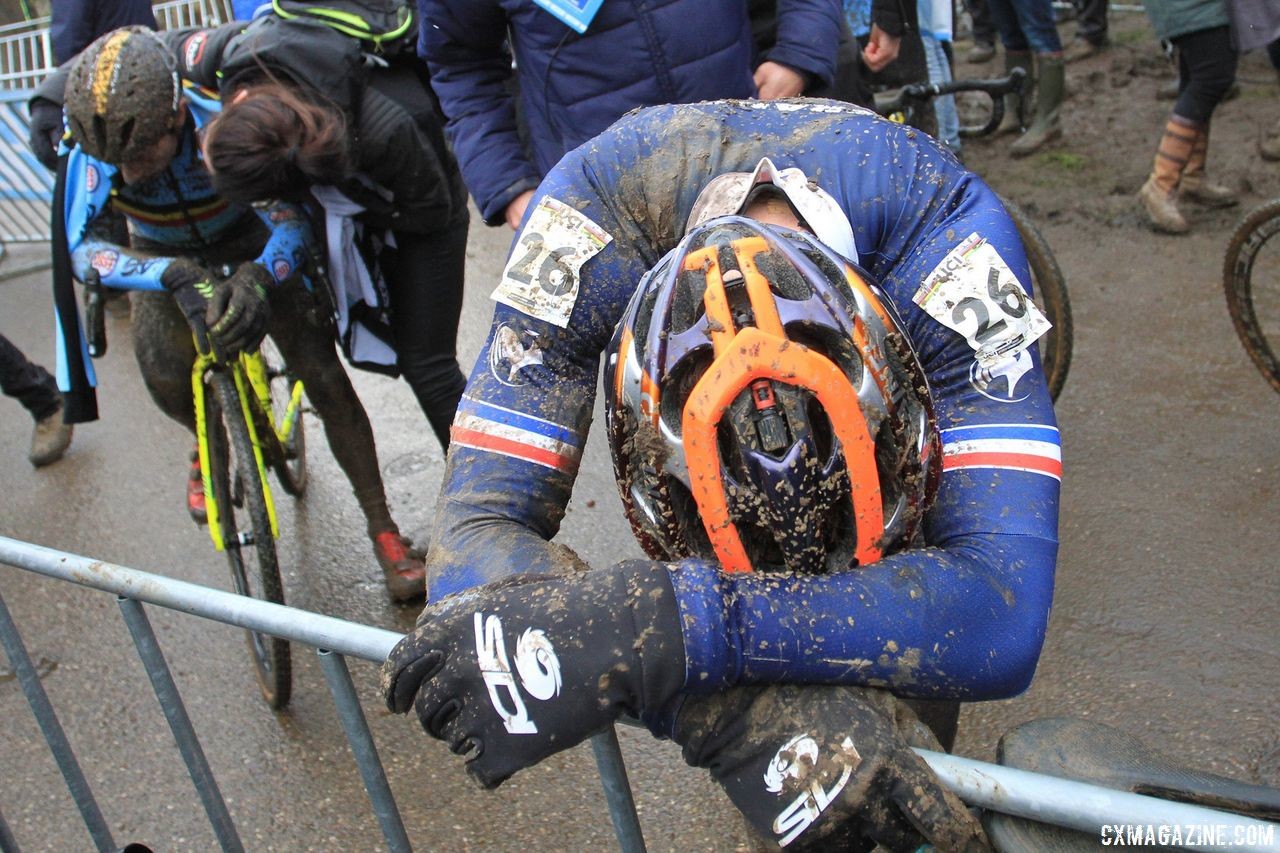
left=204, top=82, right=350, bottom=203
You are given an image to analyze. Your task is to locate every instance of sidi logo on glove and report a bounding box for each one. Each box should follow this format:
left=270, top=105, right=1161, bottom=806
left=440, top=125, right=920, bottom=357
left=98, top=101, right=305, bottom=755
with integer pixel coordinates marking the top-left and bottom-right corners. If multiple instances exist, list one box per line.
left=473, top=613, right=562, bottom=735
left=765, top=734, right=863, bottom=847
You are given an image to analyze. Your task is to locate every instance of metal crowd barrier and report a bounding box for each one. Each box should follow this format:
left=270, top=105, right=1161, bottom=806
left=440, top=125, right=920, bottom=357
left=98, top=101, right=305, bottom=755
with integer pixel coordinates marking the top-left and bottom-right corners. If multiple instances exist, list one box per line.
left=0, top=90, right=53, bottom=244
left=0, top=18, right=51, bottom=91
left=2, top=536, right=1278, bottom=852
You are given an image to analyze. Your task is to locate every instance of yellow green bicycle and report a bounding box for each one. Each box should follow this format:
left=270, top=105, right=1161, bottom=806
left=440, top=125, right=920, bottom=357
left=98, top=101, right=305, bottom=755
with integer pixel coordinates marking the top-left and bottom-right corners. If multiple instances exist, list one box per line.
left=86, top=270, right=306, bottom=709
left=193, top=333, right=307, bottom=709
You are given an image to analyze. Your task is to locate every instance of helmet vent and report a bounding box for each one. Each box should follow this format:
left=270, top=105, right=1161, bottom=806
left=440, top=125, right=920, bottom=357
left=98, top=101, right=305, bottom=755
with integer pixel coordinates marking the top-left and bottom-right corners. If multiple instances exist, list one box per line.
left=118, top=117, right=136, bottom=155
left=92, top=115, right=109, bottom=157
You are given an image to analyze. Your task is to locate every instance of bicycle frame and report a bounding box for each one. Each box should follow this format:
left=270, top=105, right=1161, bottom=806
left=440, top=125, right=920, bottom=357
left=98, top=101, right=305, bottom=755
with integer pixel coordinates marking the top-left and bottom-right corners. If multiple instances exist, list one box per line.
left=192, top=342, right=303, bottom=551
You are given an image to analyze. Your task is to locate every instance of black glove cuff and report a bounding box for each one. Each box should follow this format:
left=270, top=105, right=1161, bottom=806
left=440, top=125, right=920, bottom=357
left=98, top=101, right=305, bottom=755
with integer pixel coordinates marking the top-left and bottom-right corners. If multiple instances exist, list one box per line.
left=614, top=560, right=686, bottom=719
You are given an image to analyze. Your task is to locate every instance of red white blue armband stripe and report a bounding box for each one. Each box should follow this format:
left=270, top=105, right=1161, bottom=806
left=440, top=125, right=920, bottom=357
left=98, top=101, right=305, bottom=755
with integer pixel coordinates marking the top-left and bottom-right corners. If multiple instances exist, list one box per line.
left=940, top=424, right=1062, bottom=480
left=450, top=396, right=582, bottom=472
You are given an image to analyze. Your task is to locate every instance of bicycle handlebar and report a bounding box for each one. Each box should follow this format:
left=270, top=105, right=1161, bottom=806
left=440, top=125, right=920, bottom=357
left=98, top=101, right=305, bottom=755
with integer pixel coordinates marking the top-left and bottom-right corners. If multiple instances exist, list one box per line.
left=876, top=67, right=1028, bottom=139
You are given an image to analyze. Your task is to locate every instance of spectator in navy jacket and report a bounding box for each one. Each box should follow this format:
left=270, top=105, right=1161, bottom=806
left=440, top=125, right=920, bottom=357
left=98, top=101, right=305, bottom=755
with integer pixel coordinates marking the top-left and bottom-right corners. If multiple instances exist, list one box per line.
left=417, top=0, right=842, bottom=229
left=50, top=0, right=155, bottom=63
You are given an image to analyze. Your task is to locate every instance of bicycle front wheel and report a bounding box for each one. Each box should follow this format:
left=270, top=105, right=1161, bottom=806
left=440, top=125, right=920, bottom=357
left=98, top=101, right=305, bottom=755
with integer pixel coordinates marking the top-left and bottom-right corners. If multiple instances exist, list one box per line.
left=259, top=337, right=308, bottom=497
left=1224, top=199, right=1280, bottom=393
left=1001, top=198, right=1073, bottom=401
left=207, top=370, right=292, bottom=710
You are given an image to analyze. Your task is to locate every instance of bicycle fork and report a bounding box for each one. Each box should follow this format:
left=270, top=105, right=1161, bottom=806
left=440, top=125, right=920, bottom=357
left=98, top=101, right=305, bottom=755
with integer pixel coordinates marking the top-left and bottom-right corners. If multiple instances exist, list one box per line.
left=192, top=351, right=281, bottom=552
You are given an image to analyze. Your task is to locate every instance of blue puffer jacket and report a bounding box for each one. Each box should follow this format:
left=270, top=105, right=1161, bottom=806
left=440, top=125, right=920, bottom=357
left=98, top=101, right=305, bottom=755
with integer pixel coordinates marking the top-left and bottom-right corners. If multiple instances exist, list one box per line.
left=418, top=0, right=842, bottom=224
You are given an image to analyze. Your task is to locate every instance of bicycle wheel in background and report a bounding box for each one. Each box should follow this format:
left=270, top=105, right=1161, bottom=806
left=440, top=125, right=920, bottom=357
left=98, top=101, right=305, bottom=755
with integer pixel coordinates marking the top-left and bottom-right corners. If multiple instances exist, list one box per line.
left=207, top=370, right=292, bottom=710
left=1224, top=199, right=1280, bottom=393
left=1000, top=198, right=1073, bottom=401
left=258, top=337, right=308, bottom=497
left=956, top=90, right=998, bottom=138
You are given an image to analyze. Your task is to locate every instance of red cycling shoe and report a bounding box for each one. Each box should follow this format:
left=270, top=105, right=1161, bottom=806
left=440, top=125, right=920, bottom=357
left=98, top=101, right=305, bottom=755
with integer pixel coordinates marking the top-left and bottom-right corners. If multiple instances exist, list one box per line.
left=187, top=449, right=207, bottom=525
left=373, top=531, right=426, bottom=603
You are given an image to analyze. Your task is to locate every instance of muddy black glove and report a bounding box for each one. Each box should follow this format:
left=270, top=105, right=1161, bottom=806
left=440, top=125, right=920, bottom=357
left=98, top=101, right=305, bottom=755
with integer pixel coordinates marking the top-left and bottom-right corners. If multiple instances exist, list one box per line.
left=674, top=685, right=990, bottom=852
left=28, top=98, right=62, bottom=171
left=208, top=262, right=271, bottom=357
left=382, top=560, right=685, bottom=789
left=160, top=258, right=216, bottom=356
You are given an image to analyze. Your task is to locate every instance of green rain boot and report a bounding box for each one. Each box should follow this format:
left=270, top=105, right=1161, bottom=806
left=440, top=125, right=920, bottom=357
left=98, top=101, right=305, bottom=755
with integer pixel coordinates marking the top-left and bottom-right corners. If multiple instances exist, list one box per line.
left=997, top=51, right=1033, bottom=135
left=1011, top=54, right=1064, bottom=157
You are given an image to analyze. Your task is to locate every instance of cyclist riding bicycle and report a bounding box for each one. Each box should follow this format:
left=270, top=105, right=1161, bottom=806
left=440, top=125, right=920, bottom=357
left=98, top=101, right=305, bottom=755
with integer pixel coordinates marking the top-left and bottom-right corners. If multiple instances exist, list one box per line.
left=42, top=27, right=428, bottom=602
left=382, top=99, right=1060, bottom=848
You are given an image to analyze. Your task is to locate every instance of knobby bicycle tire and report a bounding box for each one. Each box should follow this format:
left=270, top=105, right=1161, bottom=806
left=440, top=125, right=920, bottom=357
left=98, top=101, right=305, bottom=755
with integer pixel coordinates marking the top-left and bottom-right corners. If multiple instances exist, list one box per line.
left=208, top=370, right=293, bottom=710
left=1223, top=199, right=1280, bottom=393
left=259, top=338, right=308, bottom=497
left=1000, top=198, right=1073, bottom=400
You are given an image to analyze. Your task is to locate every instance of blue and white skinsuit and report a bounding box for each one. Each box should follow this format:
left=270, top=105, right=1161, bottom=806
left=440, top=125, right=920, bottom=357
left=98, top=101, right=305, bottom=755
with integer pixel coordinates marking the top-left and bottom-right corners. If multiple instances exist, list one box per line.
left=54, top=83, right=310, bottom=399
left=430, top=99, right=1060, bottom=709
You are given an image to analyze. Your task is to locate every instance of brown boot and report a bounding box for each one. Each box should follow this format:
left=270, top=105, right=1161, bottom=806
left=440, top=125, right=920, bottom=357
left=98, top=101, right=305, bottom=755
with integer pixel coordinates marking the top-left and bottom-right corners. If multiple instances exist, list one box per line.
left=28, top=404, right=72, bottom=467
left=1138, top=116, right=1196, bottom=234
left=1181, top=125, right=1237, bottom=207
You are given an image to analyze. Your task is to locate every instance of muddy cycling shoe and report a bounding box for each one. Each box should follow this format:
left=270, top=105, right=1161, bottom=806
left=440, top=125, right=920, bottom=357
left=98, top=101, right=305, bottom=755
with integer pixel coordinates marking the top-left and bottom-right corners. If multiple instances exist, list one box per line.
left=187, top=449, right=207, bottom=524
left=373, top=531, right=427, bottom=603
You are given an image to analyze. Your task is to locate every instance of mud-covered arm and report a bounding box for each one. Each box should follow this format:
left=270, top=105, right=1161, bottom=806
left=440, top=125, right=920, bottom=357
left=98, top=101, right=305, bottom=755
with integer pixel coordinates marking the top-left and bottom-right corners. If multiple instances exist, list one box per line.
left=62, top=151, right=175, bottom=292
left=416, top=0, right=540, bottom=225
left=427, top=163, right=661, bottom=598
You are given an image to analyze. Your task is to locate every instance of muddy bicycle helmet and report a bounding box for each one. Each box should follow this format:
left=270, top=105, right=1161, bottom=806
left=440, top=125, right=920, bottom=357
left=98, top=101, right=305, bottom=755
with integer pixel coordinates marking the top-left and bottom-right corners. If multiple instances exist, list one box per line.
left=64, top=26, right=182, bottom=165
left=604, top=215, right=939, bottom=575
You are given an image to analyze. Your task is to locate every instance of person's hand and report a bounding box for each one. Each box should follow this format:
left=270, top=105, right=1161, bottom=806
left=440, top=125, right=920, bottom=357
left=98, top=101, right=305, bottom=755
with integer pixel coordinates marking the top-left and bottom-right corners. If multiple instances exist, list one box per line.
left=28, top=99, right=63, bottom=171
left=754, top=61, right=807, bottom=99
left=505, top=189, right=535, bottom=230
left=861, top=24, right=902, bottom=73
left=207, top=262, right=272, bottom=357
left=160, top=258, right=217, bottom=356
left=674, top=685, right=990, bottom=851
left=382, top=561, right=685, bottom=788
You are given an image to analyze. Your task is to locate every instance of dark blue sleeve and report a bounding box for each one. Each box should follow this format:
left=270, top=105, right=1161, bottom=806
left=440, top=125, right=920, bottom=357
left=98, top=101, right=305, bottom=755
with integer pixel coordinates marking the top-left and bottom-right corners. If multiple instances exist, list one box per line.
left=417, top=0, right=540, bottom=224
left=426, top=151, right=662, bottom=598
left=768, top=0, right=843, bottom=85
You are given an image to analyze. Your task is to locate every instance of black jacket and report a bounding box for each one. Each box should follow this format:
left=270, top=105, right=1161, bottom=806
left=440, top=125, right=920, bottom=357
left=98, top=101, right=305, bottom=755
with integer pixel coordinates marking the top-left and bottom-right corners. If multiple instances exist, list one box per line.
left=169, top=16, right=468, bottom=234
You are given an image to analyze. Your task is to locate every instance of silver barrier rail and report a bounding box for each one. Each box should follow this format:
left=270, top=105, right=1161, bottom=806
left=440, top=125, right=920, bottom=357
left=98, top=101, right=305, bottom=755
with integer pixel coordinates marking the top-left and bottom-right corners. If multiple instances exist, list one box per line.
left=0, top=18, right=52, bottom=92
left=2, top=536, right=1278, bottom=852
